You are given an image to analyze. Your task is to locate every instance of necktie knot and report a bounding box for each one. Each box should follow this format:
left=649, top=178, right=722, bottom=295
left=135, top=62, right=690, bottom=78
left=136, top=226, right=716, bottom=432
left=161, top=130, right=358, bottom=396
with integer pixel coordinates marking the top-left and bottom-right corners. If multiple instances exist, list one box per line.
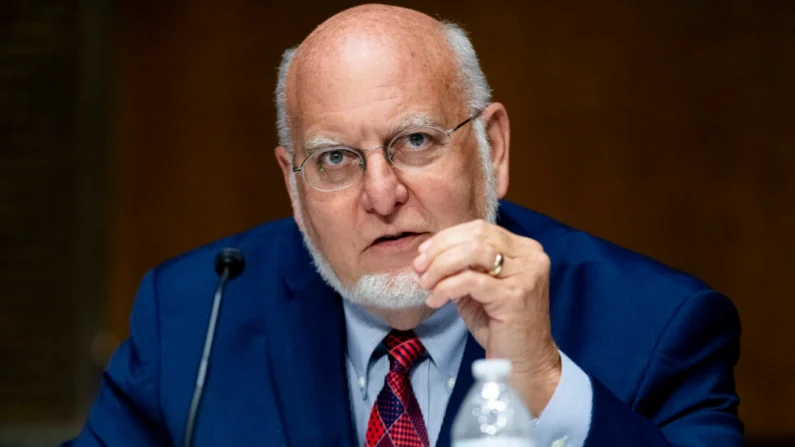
left=385, top=329, right=425, bottom=374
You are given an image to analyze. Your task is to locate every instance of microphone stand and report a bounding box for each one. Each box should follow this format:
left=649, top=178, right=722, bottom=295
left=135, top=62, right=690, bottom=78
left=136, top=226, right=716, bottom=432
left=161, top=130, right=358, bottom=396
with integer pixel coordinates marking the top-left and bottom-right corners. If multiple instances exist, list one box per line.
left=183, top=248, right=244, bottom=447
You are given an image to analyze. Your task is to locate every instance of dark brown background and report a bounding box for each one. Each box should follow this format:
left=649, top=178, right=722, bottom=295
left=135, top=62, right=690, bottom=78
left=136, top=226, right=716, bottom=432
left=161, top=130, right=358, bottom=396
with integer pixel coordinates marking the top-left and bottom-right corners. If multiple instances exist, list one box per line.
left=1, top=0, right=793, bottom=444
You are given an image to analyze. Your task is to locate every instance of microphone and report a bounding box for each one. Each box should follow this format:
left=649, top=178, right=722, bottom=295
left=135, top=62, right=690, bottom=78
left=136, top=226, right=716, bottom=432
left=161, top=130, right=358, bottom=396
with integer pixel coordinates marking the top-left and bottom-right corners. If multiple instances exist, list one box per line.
left=183, top=248, right=246, bottom=447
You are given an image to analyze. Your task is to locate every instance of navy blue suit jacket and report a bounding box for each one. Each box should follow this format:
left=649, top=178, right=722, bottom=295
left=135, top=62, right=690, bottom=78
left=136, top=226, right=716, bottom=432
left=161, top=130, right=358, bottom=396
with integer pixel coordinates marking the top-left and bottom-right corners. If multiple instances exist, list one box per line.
left=67, top=201, right=743, bottom=446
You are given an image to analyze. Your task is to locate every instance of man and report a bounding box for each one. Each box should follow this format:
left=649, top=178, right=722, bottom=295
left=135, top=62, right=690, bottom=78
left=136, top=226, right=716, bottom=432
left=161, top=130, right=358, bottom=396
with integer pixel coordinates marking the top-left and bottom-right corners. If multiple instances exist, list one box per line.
left=67, top=4, right=743, bottom=447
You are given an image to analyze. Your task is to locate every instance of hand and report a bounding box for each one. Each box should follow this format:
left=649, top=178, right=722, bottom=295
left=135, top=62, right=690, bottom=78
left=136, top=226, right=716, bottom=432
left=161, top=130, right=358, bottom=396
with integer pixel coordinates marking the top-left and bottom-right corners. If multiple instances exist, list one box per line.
left=412, top=219, right=561, bottom=416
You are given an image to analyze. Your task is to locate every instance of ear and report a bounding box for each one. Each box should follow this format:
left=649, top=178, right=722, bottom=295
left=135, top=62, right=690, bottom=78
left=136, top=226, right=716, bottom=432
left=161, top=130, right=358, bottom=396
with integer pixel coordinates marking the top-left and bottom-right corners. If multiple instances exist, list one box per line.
left=275, top=145, right=293, bottom=182
left=275, top=145, right=304, bottom=229
left=482, top=102, right=510, bottom=198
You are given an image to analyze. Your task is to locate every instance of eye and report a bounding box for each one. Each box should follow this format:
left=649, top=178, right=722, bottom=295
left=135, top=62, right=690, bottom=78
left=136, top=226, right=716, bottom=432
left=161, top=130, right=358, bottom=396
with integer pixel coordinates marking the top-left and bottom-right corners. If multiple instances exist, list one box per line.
left=319, top=150, right=346, bottom=166
left=314, top=148, right=359, bottom=172
left=396, top=131, right=436, bottom=152
left=407, top=133, right=429, bottom=148
left=388, top=126, right=448, bottom=167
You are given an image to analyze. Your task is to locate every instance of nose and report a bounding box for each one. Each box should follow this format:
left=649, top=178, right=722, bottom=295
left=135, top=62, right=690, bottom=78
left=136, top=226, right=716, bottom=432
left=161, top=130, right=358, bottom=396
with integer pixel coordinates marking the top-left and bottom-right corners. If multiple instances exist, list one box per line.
left=359, top=149, right=409, bottom=216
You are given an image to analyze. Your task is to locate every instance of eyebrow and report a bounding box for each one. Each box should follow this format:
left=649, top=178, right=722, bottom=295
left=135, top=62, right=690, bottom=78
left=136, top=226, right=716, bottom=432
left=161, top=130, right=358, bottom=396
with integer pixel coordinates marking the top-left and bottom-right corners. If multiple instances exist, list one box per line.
left=390, top=113, right=437, bottom=134
left=304, top=135, right=345, bottom=154
left=302, top=113, right=441, bottom=155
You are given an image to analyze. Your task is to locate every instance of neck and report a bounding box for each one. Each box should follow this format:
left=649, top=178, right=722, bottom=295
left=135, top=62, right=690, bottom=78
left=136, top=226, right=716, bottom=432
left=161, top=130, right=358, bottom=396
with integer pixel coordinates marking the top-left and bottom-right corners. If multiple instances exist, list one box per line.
left=365, top=305, right=435, bottom=330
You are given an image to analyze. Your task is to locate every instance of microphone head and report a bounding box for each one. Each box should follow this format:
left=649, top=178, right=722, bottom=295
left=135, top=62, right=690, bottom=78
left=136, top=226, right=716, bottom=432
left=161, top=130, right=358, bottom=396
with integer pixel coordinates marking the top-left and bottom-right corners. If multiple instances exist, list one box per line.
left=214, top=248, right=245, bottom=280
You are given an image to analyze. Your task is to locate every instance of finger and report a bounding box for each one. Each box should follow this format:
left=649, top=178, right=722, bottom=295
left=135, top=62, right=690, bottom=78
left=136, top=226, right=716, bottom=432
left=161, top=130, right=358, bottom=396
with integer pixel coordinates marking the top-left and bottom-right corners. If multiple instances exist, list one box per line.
left=415, top=220, right=503, bottom=272
left=418, top=239, right=500, bottom=290
left=426, top=269, right=501, bottom=309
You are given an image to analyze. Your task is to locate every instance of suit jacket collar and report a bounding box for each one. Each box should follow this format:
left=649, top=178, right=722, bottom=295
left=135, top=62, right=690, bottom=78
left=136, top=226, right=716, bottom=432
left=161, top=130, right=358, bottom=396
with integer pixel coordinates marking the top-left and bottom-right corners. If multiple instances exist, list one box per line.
left=437, top=334, right=485, bottom=447
left=266, top=224, right=356, bottom=446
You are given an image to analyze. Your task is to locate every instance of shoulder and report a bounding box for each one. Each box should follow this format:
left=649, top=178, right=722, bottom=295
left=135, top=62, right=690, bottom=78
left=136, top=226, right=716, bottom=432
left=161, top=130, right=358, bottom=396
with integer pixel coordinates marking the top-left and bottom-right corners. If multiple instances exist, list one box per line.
left=498, top=200, right=710, bottom=302
left=156, top=217, right=297, bottom=274
left=498, top=201, right=738, bottom=398
left=146, top=217, right=302, bottom=302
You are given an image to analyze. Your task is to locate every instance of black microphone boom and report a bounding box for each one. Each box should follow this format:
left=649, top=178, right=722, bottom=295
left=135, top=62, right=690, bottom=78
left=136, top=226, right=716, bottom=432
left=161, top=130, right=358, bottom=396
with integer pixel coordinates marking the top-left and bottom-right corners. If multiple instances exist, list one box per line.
left=183, top=248, right=246, bottom=447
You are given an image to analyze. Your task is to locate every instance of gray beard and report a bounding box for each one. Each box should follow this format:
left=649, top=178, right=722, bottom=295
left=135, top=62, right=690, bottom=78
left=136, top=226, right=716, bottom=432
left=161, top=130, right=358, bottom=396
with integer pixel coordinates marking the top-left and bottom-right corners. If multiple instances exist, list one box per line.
left=290, top=120, right=498, bottom=310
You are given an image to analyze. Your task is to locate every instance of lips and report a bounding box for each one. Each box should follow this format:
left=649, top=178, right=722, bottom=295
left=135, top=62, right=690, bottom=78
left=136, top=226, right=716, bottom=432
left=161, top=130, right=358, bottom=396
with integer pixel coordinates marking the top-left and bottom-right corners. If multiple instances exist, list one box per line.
left=374, top=232, right=420, bottom=244
left=367, top=231, right=427, bottom=252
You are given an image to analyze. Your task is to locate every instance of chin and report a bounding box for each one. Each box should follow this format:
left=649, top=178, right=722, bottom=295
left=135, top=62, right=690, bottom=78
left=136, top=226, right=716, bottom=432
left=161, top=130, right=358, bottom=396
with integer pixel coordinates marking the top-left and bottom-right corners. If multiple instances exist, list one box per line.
left=359, top=264, right=415, bottom=277
left=345, top=270, right=430, bottom=310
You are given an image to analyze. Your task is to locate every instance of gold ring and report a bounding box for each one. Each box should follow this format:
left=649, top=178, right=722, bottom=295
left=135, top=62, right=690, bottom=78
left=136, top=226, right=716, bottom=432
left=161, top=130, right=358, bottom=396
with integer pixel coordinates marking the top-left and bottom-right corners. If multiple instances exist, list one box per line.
left=489, top=253, right=504, bottom=277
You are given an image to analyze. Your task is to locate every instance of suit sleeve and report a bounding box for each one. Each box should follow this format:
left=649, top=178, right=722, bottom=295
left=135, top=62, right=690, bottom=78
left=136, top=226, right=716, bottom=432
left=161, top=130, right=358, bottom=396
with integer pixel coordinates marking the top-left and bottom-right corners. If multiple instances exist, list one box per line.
left=64, top=269, right=170, bottom=446
left=585, top=289, right=744, bottom=446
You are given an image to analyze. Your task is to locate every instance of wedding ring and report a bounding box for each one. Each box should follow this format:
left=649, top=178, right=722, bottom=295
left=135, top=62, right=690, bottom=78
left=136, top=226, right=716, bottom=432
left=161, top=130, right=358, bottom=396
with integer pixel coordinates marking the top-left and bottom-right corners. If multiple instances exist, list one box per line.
left=489, top=253, right=504, bottom=277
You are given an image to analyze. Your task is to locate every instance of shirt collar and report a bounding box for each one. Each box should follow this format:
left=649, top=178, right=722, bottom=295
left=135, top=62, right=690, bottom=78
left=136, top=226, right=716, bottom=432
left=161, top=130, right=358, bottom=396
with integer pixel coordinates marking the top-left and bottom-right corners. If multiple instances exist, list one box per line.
left=413, top=301, right=468, bottom=380
left=343, top=300, right=391, bottom=377
left=342, top=300, right=468, bottom=380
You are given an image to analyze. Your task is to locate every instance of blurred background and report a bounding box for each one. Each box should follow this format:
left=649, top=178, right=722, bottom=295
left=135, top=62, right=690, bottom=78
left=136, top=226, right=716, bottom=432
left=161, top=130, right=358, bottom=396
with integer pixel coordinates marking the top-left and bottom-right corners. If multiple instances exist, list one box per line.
left=1, top=0, right=793, bottom=445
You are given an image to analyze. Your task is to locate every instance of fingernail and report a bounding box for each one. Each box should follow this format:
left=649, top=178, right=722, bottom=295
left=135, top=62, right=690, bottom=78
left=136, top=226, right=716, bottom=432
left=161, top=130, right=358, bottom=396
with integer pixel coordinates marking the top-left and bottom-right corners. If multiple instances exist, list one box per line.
left=419, top=239, right=432, bottom=253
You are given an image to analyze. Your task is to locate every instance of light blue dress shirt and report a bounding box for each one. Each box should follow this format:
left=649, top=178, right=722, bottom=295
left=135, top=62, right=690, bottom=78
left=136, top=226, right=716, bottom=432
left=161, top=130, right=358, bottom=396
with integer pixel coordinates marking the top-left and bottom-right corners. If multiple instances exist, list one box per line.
left=343, top=300, right=593, bottom=447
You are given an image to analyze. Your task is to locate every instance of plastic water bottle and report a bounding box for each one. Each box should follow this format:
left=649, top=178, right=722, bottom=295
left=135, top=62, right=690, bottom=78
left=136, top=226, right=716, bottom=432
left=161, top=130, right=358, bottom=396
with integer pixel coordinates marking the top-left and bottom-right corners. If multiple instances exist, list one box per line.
left=451, top=359, right=535, bottom=447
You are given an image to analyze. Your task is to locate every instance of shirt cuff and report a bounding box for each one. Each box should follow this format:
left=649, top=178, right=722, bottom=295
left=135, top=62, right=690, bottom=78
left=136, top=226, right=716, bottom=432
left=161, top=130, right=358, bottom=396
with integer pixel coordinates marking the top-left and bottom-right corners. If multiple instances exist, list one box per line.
left=531, top=350, right=592, bottom=447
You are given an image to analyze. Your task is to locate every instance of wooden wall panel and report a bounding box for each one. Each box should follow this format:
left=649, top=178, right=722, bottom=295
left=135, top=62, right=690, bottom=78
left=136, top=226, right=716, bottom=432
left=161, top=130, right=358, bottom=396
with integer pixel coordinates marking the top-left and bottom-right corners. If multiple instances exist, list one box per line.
left=0, top=0, right=110, bottom=441
left=112, top=0, right=795, bottom=437
left=0, top=0, right=83, bottom=427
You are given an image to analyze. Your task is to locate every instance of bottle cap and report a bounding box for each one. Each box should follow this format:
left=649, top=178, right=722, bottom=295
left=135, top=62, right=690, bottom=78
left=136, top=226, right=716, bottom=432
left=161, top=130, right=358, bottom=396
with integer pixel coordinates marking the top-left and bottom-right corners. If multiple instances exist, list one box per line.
left=472, top=358, right=512, bottom=379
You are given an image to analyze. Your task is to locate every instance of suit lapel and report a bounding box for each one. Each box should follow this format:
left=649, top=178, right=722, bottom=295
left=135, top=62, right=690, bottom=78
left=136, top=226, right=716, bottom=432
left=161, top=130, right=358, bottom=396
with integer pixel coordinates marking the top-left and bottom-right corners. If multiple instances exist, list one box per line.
left=266, top=226, right=355, bottom=447
left=437, top=334, right=485, bottom=447
left=200, top=268, right=280, bottom=446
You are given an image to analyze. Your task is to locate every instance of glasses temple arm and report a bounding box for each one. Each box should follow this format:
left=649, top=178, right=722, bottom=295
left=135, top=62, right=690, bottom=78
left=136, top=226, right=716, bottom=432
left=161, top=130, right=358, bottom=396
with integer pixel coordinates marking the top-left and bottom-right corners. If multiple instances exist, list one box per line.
left=450, top=110, right=483, bottom=134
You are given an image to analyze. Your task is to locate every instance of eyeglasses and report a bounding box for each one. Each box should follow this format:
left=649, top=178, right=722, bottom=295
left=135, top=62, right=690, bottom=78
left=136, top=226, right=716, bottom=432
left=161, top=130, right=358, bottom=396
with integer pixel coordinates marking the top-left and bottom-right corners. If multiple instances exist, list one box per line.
left=292, top=112, right=480, bottom=192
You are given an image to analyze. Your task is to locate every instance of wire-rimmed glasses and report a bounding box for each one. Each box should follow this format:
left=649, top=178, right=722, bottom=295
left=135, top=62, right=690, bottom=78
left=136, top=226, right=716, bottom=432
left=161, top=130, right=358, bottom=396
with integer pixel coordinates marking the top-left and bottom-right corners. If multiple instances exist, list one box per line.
left=292, top=113, right=480, bottom=192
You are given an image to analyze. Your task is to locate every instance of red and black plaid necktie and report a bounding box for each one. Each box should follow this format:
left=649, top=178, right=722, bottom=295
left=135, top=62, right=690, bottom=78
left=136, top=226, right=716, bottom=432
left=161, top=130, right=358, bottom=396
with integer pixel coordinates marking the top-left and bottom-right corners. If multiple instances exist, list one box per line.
left=364, top=330, right=430, bottom=447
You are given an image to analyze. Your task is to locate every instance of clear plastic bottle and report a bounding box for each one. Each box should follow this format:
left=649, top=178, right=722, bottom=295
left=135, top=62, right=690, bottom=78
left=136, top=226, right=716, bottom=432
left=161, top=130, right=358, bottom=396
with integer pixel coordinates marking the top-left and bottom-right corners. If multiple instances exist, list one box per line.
left=451, top=359, right=535, bottom=447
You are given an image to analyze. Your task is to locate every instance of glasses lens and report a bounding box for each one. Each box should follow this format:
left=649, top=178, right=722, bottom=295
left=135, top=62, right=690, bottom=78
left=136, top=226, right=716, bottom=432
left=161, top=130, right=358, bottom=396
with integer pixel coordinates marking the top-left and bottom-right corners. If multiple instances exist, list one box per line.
left=388, top=126, right=450, bottom=169
left=304, top=147, right=362, bottom=191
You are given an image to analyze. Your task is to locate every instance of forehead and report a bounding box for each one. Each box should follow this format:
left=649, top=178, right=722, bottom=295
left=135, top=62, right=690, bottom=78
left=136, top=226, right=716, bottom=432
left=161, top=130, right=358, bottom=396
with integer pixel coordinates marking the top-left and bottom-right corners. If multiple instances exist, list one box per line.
left=288, top=31, right=466, bottom=146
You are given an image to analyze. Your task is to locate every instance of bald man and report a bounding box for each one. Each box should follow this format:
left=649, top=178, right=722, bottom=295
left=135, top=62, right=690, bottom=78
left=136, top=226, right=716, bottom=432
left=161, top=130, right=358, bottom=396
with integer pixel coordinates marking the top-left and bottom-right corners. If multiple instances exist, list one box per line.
left=66, top=5, right=743, bottom=447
